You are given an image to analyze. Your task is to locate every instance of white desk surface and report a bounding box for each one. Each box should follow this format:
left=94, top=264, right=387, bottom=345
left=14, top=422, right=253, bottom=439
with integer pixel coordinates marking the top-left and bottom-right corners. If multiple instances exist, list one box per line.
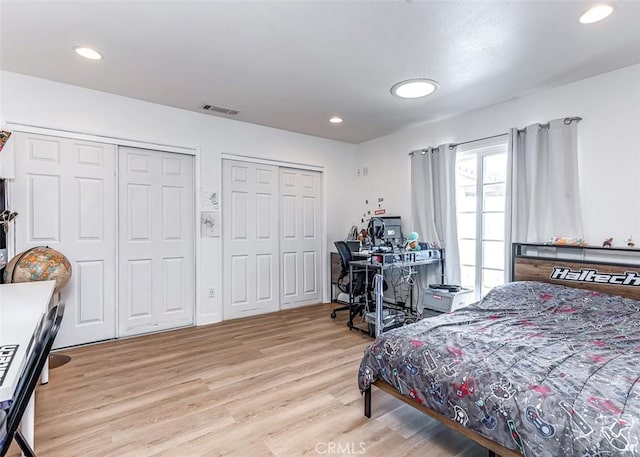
left=0, top=280, right=56, bottom=401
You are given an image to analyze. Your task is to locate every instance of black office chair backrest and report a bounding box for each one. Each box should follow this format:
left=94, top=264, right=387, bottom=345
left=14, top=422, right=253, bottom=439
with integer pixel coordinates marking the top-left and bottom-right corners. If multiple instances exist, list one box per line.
left=334, top=241, right=353, bottom=276
left=0, top=303, right=65, bottom=457
left=335, top=240, right=372, bottom=297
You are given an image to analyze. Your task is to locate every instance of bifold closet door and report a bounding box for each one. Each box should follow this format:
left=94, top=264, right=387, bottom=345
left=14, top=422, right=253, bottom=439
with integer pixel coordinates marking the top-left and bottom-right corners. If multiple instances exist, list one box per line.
left=280, top=168, right=322, bottom=308
left=118, top=147, right=195, bottom=337
left=12, top=132, right=117, bottom=348
left=222, top=160, right=280, bottom=319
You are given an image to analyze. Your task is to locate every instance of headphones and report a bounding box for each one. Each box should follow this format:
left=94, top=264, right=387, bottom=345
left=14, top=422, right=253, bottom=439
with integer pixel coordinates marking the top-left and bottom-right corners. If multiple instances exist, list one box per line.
left=367, top=217, right=386, bottom=243
left=347, top=225, right=358, bottom=240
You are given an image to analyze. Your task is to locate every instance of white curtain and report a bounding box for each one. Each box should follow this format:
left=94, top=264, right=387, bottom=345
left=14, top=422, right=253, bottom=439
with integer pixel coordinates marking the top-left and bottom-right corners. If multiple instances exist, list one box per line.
left=410, top=144, right=461, bottom=286
left=410, top=148, right=438, bottom=247
left=504, top=117, right=583, bottom=280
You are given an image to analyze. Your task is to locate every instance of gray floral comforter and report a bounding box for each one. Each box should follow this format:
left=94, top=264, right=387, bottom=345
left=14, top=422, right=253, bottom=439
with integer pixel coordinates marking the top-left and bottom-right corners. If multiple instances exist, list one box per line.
left=358, top=281, right=640, bottom=456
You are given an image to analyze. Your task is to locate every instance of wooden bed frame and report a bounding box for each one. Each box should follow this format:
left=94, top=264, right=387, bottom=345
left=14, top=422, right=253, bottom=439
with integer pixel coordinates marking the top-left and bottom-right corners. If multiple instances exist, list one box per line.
left=362, top=242, right=640, bottom=457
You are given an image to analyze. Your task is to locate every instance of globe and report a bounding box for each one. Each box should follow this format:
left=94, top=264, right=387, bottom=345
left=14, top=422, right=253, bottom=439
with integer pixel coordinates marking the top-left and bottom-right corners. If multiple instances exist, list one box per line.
left=3, top=246, right=72, bottom=292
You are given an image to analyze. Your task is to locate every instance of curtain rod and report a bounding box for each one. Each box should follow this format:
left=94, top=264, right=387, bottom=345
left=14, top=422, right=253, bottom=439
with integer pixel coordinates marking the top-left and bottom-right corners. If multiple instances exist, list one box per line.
left=533, top=116, right=583, bottom=132
left=408, top=117, right=582, bottom=155
left=450, top=132, right=507, bottom=149
left=408, top=133, right=506, bottom=155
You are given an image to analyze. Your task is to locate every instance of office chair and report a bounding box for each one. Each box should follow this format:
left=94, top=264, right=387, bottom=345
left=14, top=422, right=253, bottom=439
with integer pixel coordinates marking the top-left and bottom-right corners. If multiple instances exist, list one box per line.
left=1, top=303, right=65, bottom=457
left=331, top=241, right=386, bottom=328
left=331, top=240, right=363, bottom=319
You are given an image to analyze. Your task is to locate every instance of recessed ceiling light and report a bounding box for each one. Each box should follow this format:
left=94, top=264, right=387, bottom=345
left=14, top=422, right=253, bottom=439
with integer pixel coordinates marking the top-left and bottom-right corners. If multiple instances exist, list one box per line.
left=73, top=46, right=103, bottom=60
left=390, top=79, right=439, bottom=99
left=579, top=4, right=615, bottom=24
left=329, top=116, right=344, bottom=124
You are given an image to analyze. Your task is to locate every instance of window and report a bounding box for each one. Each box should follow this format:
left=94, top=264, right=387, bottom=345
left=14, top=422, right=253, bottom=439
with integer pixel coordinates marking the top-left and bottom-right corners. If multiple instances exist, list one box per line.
left=456, top=140, right=508, bottom=299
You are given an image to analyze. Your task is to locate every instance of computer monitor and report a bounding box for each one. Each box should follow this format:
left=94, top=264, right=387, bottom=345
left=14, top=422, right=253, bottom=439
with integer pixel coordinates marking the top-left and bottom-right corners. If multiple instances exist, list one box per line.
left=345, top=240, right=361, bottom=253
left=380, top=217, right=403, bottom=247
left=369, top=216, right=403, bottom=248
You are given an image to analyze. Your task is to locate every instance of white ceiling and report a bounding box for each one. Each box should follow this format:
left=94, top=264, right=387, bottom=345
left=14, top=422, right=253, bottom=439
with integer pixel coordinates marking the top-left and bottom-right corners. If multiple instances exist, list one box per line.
left=1, top=1, right=640, bottom=144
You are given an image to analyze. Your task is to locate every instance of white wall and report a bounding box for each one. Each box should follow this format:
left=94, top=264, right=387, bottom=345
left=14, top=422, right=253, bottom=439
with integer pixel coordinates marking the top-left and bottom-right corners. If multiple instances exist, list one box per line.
left=5, top=64, right=638, bottom=324
left=355, top=63, right=640, bottom=247
left=0, top=71, right=358, bottom=324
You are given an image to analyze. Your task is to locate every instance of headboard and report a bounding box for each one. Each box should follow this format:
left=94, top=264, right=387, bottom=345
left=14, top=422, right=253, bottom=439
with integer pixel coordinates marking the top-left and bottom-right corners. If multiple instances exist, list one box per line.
left=512, top=243, right=640, bottom=301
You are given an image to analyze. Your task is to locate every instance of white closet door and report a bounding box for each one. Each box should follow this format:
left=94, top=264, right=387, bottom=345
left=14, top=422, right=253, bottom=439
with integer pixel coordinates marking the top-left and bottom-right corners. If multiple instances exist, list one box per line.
left=12, top=132, right=117, bottom=348
left=280, top=168, right=322, bottom=309
left=118, top=147, right=195, bottom=337
left=222, top=160, right=280, bottom=319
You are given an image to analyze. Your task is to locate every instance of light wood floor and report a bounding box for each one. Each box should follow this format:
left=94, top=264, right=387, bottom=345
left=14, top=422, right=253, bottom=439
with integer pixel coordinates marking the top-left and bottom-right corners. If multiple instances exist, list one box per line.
left=8, top=303, right=489, bottom=457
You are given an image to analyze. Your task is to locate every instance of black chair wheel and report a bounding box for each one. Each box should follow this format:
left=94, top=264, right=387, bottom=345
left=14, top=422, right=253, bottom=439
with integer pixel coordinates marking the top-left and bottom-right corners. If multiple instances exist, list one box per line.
left=330, top=311, right=337, bottom=318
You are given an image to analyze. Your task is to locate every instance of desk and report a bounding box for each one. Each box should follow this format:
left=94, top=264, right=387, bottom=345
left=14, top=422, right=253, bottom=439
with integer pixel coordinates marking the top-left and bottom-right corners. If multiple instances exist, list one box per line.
left=0, top=280, right=56, bottom=454
left=348, top=250, right=444, bottom=336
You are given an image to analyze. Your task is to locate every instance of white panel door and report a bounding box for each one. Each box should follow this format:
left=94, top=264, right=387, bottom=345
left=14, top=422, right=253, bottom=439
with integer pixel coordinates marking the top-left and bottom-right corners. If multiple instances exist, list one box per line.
left=222, top=160, right=279, bottom=319
left=280, top=168, right=322, bottom=309
left=12, top=132, right=117, bottom=348
left=118, top=147, right=195, bottom=337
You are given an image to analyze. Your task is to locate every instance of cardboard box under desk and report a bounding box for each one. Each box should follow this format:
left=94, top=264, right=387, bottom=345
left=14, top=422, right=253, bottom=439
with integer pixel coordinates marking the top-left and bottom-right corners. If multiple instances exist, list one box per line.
left=422, top=288, right=474, bottom=314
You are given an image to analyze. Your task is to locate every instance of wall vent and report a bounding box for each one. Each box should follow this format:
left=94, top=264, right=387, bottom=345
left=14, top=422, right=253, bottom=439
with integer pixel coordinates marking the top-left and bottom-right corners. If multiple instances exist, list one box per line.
left=201, top=104, right=240, bottom=115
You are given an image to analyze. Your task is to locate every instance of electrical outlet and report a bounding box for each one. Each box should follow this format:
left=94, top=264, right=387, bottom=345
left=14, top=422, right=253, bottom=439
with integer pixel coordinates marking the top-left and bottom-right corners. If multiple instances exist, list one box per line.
left=208, top=288, right=216, bottom=298
left=363, top=167, right=368, bottom=176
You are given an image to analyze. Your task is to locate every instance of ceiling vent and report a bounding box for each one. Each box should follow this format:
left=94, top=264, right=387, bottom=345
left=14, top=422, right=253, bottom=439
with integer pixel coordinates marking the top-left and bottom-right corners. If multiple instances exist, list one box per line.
left=201, top=104, right=239, bottom=116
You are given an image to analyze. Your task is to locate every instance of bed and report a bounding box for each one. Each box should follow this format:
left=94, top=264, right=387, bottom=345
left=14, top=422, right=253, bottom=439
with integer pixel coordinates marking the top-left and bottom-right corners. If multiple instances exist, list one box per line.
left=358, top=244, right=640, bottom=457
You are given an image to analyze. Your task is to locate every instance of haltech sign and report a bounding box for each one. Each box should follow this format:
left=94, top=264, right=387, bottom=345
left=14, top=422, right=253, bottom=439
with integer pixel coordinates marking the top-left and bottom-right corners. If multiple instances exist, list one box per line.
left=551, top=267, right=640, bottom=287
left=0, top=344, right=19, bottom=386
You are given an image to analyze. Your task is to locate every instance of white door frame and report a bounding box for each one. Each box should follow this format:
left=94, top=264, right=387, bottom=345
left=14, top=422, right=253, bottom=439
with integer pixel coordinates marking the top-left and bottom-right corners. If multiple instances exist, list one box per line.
left=5, top=123, right=202, bottom=334
left=221, top=153, right=328, bottom=310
